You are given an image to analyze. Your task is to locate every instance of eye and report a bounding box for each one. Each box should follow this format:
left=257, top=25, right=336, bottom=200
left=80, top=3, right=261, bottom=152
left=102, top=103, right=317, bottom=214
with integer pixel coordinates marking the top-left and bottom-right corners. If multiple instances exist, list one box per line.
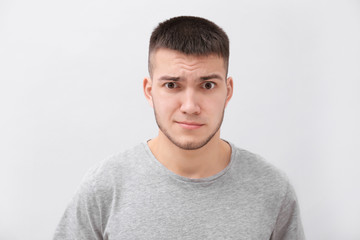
left=202, top=82, right=216, bottom=90
left=165, top=82, right=178, bottom=89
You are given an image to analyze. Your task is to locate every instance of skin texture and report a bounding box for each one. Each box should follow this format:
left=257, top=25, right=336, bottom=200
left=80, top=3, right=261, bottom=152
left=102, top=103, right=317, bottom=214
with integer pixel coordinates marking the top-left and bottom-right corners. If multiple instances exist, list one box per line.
left=143, top=48, right=233, bottom=178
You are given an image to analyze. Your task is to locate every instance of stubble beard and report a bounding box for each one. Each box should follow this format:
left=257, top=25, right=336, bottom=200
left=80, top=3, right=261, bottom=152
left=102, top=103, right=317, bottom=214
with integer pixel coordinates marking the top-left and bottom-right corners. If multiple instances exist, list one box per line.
left=152, top=104, right=226, bottom=151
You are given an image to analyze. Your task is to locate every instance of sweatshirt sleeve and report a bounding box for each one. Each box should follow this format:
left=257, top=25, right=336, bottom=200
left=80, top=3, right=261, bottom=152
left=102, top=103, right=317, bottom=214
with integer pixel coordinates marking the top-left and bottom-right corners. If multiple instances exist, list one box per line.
left=271, top=181, right=306, bottom=240
left=53, top=176, right=103, bottom=240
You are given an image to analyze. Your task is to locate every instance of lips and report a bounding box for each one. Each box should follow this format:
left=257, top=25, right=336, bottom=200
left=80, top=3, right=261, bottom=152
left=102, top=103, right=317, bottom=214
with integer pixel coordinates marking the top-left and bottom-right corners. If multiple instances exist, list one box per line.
left=176, top=121, right=204, bottom=130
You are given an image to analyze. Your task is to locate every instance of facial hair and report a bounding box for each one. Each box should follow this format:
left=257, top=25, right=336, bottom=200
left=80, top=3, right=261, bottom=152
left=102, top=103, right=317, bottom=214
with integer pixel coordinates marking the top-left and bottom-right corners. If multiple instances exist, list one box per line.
left=152, top=103, right=226, bottom=150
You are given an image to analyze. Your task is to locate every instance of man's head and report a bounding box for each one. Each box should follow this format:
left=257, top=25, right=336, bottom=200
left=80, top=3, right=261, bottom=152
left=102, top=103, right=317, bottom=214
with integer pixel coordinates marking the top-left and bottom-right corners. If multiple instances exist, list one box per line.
left=148, top=16, right=230, bottom=77
left=144, top=16, right=233, bottom=150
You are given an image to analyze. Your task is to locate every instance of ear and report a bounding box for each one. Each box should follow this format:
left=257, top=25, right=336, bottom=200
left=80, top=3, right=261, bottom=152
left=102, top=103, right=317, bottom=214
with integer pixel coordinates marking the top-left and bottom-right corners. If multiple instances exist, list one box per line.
left=225, top=76, right=233, bottom=107
left=143, top=77, right=154, bottom=108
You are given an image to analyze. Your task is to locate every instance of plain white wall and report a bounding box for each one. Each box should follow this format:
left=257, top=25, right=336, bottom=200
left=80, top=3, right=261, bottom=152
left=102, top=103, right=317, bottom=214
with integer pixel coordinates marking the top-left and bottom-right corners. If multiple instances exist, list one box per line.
left=1, top=0, right=359, bottom=239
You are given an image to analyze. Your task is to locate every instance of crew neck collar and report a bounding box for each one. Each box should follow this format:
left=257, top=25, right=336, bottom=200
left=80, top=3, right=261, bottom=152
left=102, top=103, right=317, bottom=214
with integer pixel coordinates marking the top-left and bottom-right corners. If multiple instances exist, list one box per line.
left=142, top=140, right=235, bottom=183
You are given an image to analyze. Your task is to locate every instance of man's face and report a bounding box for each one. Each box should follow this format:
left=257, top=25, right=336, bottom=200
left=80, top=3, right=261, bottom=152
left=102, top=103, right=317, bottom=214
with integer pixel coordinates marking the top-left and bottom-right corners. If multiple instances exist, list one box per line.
left=144, top=48, right=233, bottom=150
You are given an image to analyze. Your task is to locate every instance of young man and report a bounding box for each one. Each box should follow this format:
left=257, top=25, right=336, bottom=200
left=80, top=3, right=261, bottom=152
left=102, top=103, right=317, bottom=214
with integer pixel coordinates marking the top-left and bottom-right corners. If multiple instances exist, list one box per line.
left=54, top=16, right=305, bottom=239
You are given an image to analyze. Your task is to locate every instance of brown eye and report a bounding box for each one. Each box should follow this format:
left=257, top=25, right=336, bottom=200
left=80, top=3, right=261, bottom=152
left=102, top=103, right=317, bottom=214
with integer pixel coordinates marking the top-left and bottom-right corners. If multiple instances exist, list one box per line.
left=165, top=82, right=177, bottom=89
left=202, top=82, right=215, bottom=89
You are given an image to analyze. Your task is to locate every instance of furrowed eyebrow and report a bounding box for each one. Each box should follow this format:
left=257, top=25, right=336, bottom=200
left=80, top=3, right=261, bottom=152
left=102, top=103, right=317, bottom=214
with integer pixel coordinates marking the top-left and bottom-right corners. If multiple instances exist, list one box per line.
left=158, top=74, right=223, bottom=81
left=158, top=76, right=181, bottom=81
left=200, top=74, right=224, bottom=81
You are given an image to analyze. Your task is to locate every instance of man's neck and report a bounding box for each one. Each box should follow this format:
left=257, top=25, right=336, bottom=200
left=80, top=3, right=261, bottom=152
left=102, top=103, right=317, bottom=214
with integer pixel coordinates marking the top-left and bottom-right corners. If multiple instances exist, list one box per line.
left=147, top=132, right=231, bottom=179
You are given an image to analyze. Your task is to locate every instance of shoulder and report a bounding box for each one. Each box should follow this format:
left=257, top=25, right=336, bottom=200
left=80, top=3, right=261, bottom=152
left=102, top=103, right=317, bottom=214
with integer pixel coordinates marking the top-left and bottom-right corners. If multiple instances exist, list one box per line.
left=229, top=145, right=305, bottom=238
left=229, top=143, right=292, bottom=198
left=79, top=143, right=148, bottom=194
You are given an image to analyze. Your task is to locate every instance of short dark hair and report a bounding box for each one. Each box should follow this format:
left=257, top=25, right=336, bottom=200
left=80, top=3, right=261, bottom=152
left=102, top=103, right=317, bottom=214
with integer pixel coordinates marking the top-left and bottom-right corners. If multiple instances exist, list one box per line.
left=148, top=16, right=229, bottom=76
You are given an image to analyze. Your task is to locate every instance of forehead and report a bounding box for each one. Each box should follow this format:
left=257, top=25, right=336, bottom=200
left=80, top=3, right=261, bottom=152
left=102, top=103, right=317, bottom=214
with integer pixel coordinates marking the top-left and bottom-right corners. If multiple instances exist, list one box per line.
left=150, top=48, right=226, bottom=75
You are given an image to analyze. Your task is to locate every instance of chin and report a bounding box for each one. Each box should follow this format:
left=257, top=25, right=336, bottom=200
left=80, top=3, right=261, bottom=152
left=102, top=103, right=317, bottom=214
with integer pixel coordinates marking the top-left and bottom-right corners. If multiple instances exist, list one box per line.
left=167, top=135, right=215, bottom=151
left=175, top=142, right=205, bottom=150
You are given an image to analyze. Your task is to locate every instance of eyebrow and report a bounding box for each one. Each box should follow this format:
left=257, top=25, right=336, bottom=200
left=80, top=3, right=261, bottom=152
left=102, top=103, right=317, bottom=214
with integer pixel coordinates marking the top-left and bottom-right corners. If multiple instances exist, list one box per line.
left=158, top=74, right=224, bottom=81
left=200, top=74, right=224, bottom=81
left=158, top=76, right=181, bottom=81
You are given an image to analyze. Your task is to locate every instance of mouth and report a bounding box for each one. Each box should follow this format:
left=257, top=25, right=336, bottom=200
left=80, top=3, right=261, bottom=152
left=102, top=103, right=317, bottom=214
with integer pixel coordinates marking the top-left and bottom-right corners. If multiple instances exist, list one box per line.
left=176, top=121, right=204, bottom=130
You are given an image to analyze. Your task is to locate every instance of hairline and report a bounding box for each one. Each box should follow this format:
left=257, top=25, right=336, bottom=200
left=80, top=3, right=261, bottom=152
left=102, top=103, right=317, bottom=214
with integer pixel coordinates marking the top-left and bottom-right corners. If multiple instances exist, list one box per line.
left=148, top=47, right=229, bottom=78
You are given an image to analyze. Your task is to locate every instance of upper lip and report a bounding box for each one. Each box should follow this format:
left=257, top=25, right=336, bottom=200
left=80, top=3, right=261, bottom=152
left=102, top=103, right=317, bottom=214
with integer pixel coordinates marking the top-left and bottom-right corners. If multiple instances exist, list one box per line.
left=176, top=121, right=204, bottom=126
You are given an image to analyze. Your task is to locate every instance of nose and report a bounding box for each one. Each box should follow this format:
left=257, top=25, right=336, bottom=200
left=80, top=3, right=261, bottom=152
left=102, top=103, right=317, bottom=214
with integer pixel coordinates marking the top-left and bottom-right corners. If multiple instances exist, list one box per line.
left=179, top=89, right=201, bottom=115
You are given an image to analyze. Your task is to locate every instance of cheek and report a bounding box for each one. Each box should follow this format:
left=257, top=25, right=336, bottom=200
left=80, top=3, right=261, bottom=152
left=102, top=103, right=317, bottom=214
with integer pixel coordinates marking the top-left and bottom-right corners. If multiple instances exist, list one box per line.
left=205, top=95, right=226, bottom=112
left=153, top=97, right=177, bottom=115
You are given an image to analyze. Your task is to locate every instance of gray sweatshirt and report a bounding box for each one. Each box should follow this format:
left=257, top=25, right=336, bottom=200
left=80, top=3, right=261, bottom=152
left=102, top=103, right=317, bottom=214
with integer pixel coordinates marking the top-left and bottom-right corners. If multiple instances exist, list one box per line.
left=54, top=141, right=305, bottom=239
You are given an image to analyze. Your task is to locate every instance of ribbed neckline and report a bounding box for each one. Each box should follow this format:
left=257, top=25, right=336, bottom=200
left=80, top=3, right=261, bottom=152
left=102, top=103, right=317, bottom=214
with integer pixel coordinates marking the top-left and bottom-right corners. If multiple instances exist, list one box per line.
left=142, top=140, right=236, bottom=183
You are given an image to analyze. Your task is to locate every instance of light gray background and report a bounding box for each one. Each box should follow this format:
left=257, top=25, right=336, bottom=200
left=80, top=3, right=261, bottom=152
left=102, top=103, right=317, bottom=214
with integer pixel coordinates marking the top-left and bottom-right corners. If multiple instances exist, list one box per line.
left=1, top=0, right=359, bottom=239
